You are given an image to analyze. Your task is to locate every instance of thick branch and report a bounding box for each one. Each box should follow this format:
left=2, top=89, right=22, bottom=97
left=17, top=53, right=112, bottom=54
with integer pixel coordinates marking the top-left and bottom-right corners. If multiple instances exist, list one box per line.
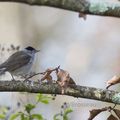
left=0, top=80, right=120, bottom=105
left=0, top=0, right=120, bottom=17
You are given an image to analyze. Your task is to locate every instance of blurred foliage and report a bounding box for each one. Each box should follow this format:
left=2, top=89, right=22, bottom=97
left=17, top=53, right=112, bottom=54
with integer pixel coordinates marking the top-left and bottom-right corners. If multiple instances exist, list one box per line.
left=36, top=93, right=52, bottom=104
left=53, top=102, right=73, bottom=120
left=0, top=44, right=20, bottom=65
left=9, top=93, right=51, bottom=120
left=0, top=44, right=20, bottom=52
left=4, top=94, right=73, bottom=120
left=0, top=106, right=9, bottom=120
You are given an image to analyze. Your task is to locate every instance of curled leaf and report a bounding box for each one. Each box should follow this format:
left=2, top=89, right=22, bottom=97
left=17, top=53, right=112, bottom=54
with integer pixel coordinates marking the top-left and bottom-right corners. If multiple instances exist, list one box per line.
left=113, top=109, right=120, bottom=119
left=107, top=114, right=118, bottom=120
left=106, top=75, right=120, bottom=89
left=88, top=107, right=108, bottom=120
left=40, top=68, right=53, bottom=83
left=41, top=67, right=59, bottom=83
left=56, top=69, right=75, bottom=94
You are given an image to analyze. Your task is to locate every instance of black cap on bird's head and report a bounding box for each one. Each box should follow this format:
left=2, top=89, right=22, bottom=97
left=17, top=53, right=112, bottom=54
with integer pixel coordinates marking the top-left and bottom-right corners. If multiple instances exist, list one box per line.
left=25, top=46, right=40, bottom=53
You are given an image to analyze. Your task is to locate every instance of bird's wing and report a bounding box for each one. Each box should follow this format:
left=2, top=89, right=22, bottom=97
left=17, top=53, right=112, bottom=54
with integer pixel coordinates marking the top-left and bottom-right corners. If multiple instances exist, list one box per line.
left=0, top=51, right=31, bottom=71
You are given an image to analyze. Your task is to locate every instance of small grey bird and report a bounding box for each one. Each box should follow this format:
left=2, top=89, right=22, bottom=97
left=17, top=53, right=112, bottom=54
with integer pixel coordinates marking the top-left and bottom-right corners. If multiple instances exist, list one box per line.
left=0, top=46, right=40, bottom=79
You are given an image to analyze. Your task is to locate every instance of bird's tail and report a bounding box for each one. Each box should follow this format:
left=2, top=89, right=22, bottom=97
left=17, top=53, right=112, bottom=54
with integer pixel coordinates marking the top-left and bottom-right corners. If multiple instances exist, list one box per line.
left=0, top=68, right=6, bottom=75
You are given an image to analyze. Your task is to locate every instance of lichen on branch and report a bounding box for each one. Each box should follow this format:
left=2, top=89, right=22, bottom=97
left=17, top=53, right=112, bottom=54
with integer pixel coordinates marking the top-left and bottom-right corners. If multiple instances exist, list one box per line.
left=0, top=0, right=120, bottom=17
left=0, top=80, right=119, bottom=105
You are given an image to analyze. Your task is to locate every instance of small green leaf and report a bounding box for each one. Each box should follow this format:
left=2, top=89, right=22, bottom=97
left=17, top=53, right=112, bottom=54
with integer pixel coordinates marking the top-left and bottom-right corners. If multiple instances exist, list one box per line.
left=25, top=104, right=35, bottom=113
left=40, top=99, right=49, bottom=104
left=53, top=114, right=61, bottom=120
left=10, top=113, right=20, bottom=120
left=20, top=113, right=26, bottom=120
left=64, top=108, right=73, bottom=115
left=63, top=108, right=73, bottom=120
left=63, top=115, right=68, bottom=120
left=31, top=114, right=43, bottom=120
left=36, top=94, right=52, bottom=104
left=0, top=114, right=5, bottom=119
left=2, top=107, right=8, bottom=114
left=21, top=116, right=29, bottom=120
left=36, top=94, right=43, bottom=101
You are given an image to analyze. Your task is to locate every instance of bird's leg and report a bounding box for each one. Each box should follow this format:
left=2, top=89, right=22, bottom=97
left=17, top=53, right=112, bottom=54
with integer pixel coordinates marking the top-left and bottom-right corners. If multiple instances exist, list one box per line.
left=10, top=73, right=15, bottom=81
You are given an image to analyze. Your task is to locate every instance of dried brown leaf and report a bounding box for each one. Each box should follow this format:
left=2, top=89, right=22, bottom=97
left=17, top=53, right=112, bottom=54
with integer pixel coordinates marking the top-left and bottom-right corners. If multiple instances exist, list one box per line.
left=41, top=68, right=53, bottom=83
left=57, top=69, right=75, bottom=84
left=69, top=77, right=76, bottom=85
left=40, top=66, right=60, bottom=83
left=56, top=69, right=75, bottom=94
left=46, top=74, right=53, bottom=83
left=11, top=44, right=15, bottom=50
left=88, top=107, right=108, bottom=120
left=7, top=48, right=10, bottom=52
left=107, top=114, right=118, bottom=120
left=79, top=12, right=87, bottom=20
left=106, top=76, right=120, bottom=89
left=2, top=47, right=4, bottom=51
left=113, top=109, right=120, bottom=119
left=16, top=46, right=20, bottom=51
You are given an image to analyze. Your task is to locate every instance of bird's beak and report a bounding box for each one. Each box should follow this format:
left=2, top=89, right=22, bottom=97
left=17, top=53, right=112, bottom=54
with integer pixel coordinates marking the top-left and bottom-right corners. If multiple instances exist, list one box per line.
left=35, top=50, right=40, bottom=53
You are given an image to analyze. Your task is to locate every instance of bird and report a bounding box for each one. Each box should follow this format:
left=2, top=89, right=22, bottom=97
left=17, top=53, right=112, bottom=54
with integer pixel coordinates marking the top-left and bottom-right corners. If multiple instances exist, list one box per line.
left=0, top=46, right=40, bottom=80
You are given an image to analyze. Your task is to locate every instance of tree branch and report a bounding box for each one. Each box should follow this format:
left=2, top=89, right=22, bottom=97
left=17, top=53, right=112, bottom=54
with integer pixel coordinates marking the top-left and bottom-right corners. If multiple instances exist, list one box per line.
left=0, top=80, right=120, bottom=105
left=0, top=0, right=120, bottom=18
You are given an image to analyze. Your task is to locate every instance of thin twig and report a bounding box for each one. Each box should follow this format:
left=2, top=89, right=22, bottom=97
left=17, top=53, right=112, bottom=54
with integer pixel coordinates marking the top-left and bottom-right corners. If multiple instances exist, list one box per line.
left=25, top=72, right=43, bottom=81
left=25, top=66, right=60, bottom=81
